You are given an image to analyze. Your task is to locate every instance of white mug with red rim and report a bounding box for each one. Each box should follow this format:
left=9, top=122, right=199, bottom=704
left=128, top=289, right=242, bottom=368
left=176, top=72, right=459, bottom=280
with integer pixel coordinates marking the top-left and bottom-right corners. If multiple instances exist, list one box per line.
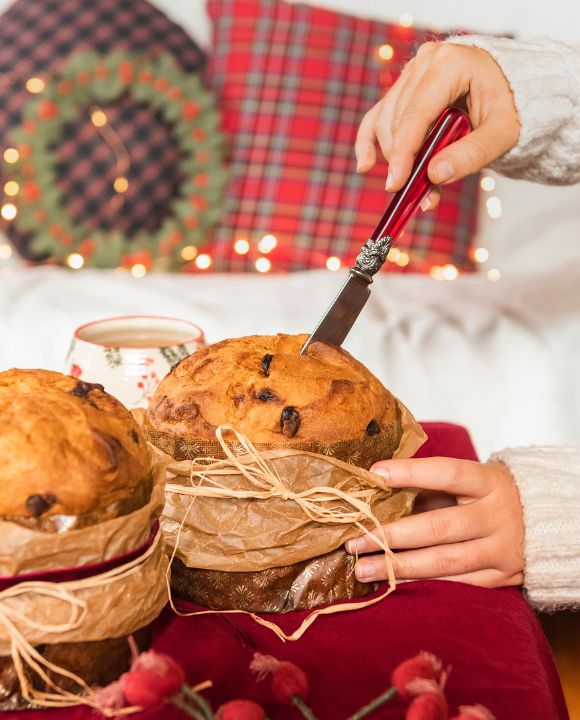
left=64, top=315, right=205, bottom=408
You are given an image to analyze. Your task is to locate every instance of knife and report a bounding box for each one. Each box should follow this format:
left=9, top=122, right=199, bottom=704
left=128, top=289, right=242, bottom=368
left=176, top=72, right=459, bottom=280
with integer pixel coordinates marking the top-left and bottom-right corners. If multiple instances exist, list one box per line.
left=300, top=107, right=471, bottom=354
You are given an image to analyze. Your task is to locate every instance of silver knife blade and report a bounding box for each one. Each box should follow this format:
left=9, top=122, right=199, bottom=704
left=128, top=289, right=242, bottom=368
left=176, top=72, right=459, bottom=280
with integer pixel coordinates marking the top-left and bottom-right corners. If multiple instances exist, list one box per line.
left=300, top=269, right=372, bottom=354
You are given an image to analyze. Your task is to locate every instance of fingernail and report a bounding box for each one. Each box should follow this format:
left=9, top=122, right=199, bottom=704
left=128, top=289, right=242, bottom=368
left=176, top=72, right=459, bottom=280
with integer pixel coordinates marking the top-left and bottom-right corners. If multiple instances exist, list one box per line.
left=355, top=561, right=374, bottom=582
left=433, top=159, right=454, bottom=183
left=420, top=196, right=431, bottom=212
left=356, top=162, right=363, bottom=172
left=346, top=538, right=367, bottom=554
left=385, top=171, right=394, bottom=191
left=371, top=465, right=390, bottom=481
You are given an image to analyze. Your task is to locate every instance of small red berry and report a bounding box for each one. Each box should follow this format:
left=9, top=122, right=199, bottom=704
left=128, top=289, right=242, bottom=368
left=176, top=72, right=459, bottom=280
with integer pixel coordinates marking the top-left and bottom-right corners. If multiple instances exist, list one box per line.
left=406, top=692, right=448, bottom=720
left=216, top=699, right=266, bottom=720
left=122, top=669, right=180, bottom=707
left=271, top=662, right=309, bottom=704
left=392, top=652, right=444, bottom=699
left=450, top=705, right=496, bottom=720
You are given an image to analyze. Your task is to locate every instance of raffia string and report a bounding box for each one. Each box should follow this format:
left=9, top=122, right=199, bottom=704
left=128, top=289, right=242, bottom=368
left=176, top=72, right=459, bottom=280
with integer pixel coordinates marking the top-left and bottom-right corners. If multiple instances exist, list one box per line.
left=164, top=425, right=396, bottom=642
left=0, top=531, right=163, bottom=715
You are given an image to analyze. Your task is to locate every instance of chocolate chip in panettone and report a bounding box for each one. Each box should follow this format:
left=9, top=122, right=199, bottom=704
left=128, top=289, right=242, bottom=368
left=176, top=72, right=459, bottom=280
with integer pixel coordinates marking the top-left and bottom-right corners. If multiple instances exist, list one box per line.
left=130, top=429, right=140, bottom=444
left=280, top=406, right=301, bottom=437
left=25, top=492, right=57, bottom=518
left=366, top=419, right=381, bottom=436
left=71, top=380, right=105, bottom=398
left=257, top=389, right=278, bottom=402
left=261, top=354, right=273, bottom=377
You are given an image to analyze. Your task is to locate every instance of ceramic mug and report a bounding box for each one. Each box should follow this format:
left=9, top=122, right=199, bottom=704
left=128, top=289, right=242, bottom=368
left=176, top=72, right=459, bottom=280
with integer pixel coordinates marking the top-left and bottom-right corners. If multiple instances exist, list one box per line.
left=65, top=315, right=205, bottom=408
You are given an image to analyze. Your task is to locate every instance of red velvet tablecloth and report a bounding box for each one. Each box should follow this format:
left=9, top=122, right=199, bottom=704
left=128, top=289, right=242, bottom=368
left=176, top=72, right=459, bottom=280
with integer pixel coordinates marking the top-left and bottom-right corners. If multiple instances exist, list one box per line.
left=9, top=424, right=569, bottom=720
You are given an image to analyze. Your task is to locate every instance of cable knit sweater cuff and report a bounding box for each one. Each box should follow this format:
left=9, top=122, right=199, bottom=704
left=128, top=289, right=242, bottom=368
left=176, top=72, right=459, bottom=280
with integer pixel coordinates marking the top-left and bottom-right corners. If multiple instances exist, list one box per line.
left=491, top=447, right=580, bottom=611
left=446, top=35, right=580, bottom=184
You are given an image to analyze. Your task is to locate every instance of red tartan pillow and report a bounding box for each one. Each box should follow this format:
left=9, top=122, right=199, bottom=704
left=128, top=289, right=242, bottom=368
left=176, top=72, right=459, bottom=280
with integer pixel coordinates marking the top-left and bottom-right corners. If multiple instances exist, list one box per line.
left=205, top=0, right=480, bottom=273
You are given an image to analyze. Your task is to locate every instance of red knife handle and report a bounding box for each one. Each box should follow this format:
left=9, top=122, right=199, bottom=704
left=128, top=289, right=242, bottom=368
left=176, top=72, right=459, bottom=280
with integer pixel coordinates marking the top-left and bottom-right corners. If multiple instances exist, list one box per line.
left=369, top=107, right=471, bottom=246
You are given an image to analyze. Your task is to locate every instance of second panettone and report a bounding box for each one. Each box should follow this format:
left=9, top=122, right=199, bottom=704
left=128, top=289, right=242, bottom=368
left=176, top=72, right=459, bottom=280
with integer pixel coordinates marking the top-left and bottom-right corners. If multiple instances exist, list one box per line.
left=146, top=333, right=404, bottom=468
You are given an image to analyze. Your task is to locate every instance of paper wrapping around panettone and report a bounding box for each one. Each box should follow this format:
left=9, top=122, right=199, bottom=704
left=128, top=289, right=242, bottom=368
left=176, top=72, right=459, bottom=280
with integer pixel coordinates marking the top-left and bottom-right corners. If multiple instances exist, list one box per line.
left=146, top=400, right=426, bottom=613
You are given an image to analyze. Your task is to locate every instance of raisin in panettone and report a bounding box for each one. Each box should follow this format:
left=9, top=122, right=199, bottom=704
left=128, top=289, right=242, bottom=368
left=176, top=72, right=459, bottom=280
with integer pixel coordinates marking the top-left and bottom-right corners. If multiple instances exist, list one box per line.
left=146, top=333, right=403, bottom=468
left=0, top=369, right=166, bottom=709
left=145, top=335, right=424, bottom=614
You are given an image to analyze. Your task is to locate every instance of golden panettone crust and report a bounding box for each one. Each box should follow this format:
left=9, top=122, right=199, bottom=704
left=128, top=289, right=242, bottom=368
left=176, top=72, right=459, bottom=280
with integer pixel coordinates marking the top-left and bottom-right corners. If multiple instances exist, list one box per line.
left=0, top=369, right=150, bottom=521
left=146, top=334, right=401, bottom=445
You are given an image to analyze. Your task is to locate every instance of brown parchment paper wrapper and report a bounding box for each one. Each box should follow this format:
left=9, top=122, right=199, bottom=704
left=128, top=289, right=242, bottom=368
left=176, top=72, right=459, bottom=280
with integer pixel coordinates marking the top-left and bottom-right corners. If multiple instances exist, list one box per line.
left=143, top=401, right=426, bottom=613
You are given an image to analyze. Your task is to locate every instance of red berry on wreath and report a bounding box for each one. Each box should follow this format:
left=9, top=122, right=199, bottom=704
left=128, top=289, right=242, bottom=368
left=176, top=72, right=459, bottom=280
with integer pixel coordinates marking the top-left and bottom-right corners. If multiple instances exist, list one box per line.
left=192, top=128, right=206, bottom=141
left=182, top=100, right=200, bottom=120
left=78, top=238, right=95, bottom=257
left=23, top=120, right=36, bottom=134
left=50, top=224, right=63, bottom=238
left=76, top=71, right=91, bottom=85
left=185, top=215, right=199, bottom=229
left=139, top=70, right=153, bottom=84
left=118, top=61, right=133, bottom=84
left=406, top=691, right=447, bottom=720
left=34, top=209, right=47, bottom=222
left=95, top=65, right=109, bottom=79
left=168, top=86, right=182, bottom=100
left=154, top=77, right=169, bottom=92
left=194, top=173, right=209, bottom=187
left=58, top=80, right=73, bottom=95
left=216, top=700, right=266, bottom=720
left=392, top=652, right=445, bottom=699
left=18, top=144, right=31, bottom=159
left=39, top=100, right=59, bottom=119
left=22, top=182, right=41, bottom=203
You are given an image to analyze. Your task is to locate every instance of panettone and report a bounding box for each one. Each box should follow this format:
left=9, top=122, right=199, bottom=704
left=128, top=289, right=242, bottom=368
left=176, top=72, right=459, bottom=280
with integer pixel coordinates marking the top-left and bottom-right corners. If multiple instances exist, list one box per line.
left=145, top=335, right=423, bottom=613
left=0, top=369, right=165, bottom=709
left=146, top=333, right=403, bottom=467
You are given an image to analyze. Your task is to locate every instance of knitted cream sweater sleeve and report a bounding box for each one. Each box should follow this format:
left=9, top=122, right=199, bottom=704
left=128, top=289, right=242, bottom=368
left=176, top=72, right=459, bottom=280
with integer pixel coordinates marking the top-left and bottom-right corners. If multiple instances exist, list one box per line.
left=447, top=35, right=580, bottom=185
left=491, top=448, right=580, bottom=611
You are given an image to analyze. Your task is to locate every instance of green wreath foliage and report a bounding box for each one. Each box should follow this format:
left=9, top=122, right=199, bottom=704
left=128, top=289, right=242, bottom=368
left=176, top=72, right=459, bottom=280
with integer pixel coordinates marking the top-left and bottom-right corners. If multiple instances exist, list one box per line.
left=7, top=51, right=227, bottom=270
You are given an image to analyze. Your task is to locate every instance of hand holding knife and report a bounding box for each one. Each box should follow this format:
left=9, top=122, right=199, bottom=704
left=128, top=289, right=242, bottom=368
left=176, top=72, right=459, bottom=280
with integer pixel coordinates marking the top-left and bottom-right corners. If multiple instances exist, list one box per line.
left=301, top=107, right=471, bottom=354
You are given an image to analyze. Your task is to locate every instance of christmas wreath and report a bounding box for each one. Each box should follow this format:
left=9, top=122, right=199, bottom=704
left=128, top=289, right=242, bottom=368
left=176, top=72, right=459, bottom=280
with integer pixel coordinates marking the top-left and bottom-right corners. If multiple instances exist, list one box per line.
left=5, top=51, right=226, bottom=270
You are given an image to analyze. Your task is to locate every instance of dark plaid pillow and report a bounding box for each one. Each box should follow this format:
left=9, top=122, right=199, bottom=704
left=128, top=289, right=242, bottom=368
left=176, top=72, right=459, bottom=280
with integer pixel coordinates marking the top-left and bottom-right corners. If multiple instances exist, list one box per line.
left=206, top=0, right=480, bottom=273
left=0, top=0, right=205, bottom=258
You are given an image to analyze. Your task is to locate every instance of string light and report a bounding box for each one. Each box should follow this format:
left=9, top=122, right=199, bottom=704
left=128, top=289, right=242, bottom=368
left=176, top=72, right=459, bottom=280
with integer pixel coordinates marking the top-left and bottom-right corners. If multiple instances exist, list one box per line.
left=234, top=239, right=250, bottom=255
left=113, top=176, right=129, bottom=193
left=474, top=247, right=489, bottom=263
left=90, top=109, right=108, bottom=127
left=377, top=44, right=394, bottom=61
left=3, top=181, right=19, bottom=197
left=0, top=243, right=12, bottom=260
left=388, top=247, right=401, bottom=262
left=487, top=268, right=501, bottom=282
left=195, top=254, right=212, bottom=270
left=430, top=265, right=443, bottom=281
left=1, top=203, right=17, bottom=221
left=326, top=256, right=341, bottom=271
left=255, top=257, right=271, bottom=273
left=66, top=253, right=84, bottom=270
left=26, top=77, right=45, bottom=94
left=486, top=196, right=502, bottom=218
left=480, top=175, right=496, bottom=192
left=395, top=251, right=409, bottom=267
left=131, top=263, right=147, bottom=278
left=442, top=263, right=458, bottom=280
left=258, top=234, right=277, bottom=253
left=399, top=13, right=414, bottom=27
left=180, top=245, right=198, bottom=261
left=3, top=148, right=19, bottom=164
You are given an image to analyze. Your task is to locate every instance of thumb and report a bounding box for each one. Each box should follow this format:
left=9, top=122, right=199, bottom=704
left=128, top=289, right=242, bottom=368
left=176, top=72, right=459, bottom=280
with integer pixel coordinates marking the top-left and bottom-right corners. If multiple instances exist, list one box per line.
left=427, top=119, right=513, bottom=184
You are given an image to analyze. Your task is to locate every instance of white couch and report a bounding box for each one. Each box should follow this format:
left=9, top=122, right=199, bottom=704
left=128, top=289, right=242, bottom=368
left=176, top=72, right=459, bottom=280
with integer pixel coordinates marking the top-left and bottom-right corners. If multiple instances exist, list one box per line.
left=1, top=263, right=579, bottom=459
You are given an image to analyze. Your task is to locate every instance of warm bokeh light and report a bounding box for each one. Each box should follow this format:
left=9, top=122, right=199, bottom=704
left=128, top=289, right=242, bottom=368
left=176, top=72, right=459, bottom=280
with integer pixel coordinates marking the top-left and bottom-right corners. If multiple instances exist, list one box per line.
left=430, top=265, right=443, bottom=280
left=1, top=203, right=17, bottom=221
left=486, top=196, right=502, bottom=218
left=480, top=175, right=496, bottom=192
left=3, top=148, right=19, bottom=164
left=131, top=263, right=147, bottom=278
left=255, top=257, right=271, bottom=273
left=388, top=247, right=401, bottom=262
left=66, top=253, right=84, bottom=270
left=326, top=256, right=341, bottom=271
left=195, top=253, right=212, bottom=270
left=91, top=109, right=108, bottom=127
left=258, top=234, right=277, bottom=253
left=3, top=181, right=19, bottom=197
left=234, top=239, right=250, bottom=255
left=487, top=268, right=501, bottom=282
left=399, top=13, right=414, bottom=27
left=442, top=264, right=458, bottom=280
left=396, top=251, right=409, bottom=267
left=0, top=243, right=13, bottom=260
left=377, top=44, right=394, bottom=61
left=114, top=176, right=129, bottom=193
left=26, top=77, right=45, bottom=94
left=180, top=245, right=198, bottom=261
left=474, top=247, right=489, bottom=263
